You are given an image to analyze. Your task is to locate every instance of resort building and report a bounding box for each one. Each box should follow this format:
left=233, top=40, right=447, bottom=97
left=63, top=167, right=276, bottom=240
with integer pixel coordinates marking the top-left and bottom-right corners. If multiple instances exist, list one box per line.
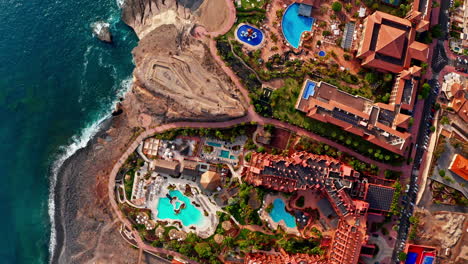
left=356, top=11, right=429, bottom=73
left=181, top=160, right=200, bottom=179
left=245, top=251, right=326, bottom=264
left=153, top=159, right=180, bottom=178
left=200, top=171, right=221, bottom=191
left=449, top=154, right=468, bottom=181
left=364, top=184, right=395, bottom=213
left=243, top=152, right=384, bottom=264
left=295, top=75, right=422, bottom=155
left=403, top=244, right=437, bottom=264
left=452, top=0, right=468, bottom=49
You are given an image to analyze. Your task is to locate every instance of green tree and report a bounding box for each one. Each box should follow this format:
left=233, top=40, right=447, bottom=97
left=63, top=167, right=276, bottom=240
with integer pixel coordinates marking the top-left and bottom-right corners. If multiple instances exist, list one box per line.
left=431, top=25, right=443, bottom=39
left=332, top=1, right=342, bottom=12
left=440, top=116, right=450, bottom=125
left=399, top=252, right=407, bottom=261
left=194, top=242, right=212, bottom=258
left=365, top=72, right=378, bottom=83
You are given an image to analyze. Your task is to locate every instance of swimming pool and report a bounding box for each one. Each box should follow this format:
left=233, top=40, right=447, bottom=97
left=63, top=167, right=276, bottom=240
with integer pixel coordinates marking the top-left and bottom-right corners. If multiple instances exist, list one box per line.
left=236, top=24, right=264, bottom=47
left=269, top=198, right=296, bottom=228
left=207, top=141, right=222, bottom=147
left=318, top=50, right=326, bottom=57
left=219, top=150, right=230, bottom=158
left=302, top=80, right=316, bottom=99
left=157, top=190, right=203, bottom=226
left=422, top=256, right=434, bottom=264
left=282, top=3, right=314, bottom=48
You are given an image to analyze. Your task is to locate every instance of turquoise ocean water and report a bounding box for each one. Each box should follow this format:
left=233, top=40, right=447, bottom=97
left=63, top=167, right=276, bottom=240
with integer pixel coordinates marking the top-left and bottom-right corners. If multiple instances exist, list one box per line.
left=0, top=0, right=137, bottom=263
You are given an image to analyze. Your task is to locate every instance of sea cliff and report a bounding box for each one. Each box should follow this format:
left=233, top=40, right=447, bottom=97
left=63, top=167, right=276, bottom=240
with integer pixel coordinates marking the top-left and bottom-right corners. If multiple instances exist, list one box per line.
left=53, top=0, right=243, bottom=263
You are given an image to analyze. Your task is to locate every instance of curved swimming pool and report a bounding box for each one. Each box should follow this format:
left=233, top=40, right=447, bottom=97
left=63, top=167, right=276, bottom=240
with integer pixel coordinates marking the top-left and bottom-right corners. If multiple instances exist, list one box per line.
left=157, top=190, right=203, bottom=226
left=269, top=198, right=296, bottom=228
left=236, top=24, right=264, bottom=47
left=282, top=3, right=314, bottom=49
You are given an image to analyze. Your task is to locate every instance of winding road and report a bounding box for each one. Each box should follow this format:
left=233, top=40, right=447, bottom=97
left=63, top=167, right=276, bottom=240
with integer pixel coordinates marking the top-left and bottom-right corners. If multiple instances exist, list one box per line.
left=107, top=0, right=409, bottom=262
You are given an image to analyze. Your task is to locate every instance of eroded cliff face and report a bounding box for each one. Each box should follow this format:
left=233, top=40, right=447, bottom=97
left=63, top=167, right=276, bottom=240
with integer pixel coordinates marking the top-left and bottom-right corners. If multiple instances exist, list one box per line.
left=121, top=0, right=204, bottom=39
left=55, top=1, right=243, bottom=263
left=121, top=0, right=246, bottom=127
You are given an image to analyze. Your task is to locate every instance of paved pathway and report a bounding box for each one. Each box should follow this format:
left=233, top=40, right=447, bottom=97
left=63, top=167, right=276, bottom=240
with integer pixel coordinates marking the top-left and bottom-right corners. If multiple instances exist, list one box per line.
left=108, top=1, right=411, bottom=261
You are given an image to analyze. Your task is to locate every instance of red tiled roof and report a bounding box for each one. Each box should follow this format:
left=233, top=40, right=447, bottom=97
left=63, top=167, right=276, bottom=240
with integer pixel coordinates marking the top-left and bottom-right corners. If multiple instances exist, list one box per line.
left=409, top=41, right=429, bottom=61
left=449, top=154, right=468, bottom=180
left=376, top=25, right=406, bottom=59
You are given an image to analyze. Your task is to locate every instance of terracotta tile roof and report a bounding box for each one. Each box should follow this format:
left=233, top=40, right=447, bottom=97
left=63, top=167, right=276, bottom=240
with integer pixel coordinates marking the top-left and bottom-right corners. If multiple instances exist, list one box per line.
left=357, top=11, right=427, bottom=73
left=451, top=83, right=463, bottom=99
left=408, top=41, right=429, bottom=61
left=449, top=154, right=468, bottom=180
left=376, top=25, right=406, bottom=58
left=456, top=99, right=468, bottom=124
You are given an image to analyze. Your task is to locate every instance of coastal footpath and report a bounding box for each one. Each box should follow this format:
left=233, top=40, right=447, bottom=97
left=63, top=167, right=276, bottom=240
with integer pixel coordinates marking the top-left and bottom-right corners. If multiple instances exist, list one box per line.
left=52, top=0, right=246, bottom=263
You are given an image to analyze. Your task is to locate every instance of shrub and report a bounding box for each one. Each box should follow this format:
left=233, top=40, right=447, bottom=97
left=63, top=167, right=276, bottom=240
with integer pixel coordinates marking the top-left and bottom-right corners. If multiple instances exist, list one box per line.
left=322, top=30, right=331, bottom=37
left=332, top=1, right=342, bottom=12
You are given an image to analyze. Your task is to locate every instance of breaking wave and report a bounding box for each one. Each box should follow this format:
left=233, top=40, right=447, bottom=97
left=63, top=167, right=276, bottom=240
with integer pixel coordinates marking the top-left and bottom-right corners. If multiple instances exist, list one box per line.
left=48, top=77, right=132, bottom=263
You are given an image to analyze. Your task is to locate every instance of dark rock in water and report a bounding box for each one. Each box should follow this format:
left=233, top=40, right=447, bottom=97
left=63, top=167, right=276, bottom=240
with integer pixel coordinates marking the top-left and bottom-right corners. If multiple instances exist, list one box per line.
left=112, top=103, right=123, bottom=116
left=92, top=21, right=112, bottom=43
left=111, top=109, right=123, bottom=116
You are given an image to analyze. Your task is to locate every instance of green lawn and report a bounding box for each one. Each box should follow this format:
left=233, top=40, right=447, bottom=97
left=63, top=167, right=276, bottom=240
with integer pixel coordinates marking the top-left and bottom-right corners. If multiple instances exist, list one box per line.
left=238, top=0, right=267, bottom=10
left=270, top=78, right=404, bottom=164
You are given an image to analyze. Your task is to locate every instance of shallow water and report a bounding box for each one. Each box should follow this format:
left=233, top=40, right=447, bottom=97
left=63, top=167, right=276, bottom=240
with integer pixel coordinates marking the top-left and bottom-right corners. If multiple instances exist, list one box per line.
left=0, top=0, right=137, bottom=263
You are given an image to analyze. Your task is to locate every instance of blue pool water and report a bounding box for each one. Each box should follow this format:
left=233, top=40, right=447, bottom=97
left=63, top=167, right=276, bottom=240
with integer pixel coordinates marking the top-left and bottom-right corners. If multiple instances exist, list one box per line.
left=282, top=3, right=314, bottom=48
left=303, top=81, right=316, bottom=99
left=157, top=190, right=203, bottom=226
left=423, top=256, right=434, bottom=264
left=318, top=50, right=326, bottom=57
left=220, top=150, right=230, bottom=158
left=269, top=198, right=296, bottom=228
left=382, top=0, right=401, bottom=5
left=229, top=155, right=235, bottom=159
left=207, top=141, right=222, bottom=147
left=236, top=24, right=264, bottom=46
left=405, top=252, right=418, bottom=264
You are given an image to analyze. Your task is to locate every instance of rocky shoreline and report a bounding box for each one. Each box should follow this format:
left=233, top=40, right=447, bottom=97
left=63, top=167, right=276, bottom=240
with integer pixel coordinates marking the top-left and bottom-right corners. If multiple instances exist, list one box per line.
left=52, top=113, right=142, bottom=263
left=52, top=0, right=242, bottom=262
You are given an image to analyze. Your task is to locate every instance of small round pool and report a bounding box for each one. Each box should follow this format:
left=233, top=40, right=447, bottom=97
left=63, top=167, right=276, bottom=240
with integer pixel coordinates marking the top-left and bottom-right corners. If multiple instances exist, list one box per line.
left=318, top=50, right=326, bottom=57
left=236, top=24, right=264, bottom=47
left=282, top=3, right=314, bottom=49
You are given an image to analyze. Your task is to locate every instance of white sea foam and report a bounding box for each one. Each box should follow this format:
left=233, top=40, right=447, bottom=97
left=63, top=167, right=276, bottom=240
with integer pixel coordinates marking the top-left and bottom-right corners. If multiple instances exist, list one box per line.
left=91, top=21, right=110, bottom=37
left=116, top=0, right=125, bottom=8
left=48, top=77, right=132, bottom=263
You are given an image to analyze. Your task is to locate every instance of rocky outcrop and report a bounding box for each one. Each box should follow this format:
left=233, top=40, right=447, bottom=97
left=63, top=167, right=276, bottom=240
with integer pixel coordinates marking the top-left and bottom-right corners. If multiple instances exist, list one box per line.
left=54, top=1, right=243, bottom=263
left=131, top=24, right=247, bottom=123
left=121, top=0, right=204, bottom=39
left=121, top=0, right=246, bottom=125
left=91, top=21, right=112, bottom=43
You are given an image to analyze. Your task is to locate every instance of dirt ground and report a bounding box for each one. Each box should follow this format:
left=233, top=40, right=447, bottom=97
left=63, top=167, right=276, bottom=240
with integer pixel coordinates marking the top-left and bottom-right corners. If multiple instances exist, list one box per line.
left=196, top=0, right=230, bottom=32
left=413, top=208, right=467, bottom=263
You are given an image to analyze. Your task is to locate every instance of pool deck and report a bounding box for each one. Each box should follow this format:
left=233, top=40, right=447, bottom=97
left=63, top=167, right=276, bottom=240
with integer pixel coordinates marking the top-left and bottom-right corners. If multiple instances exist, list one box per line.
left=146, top=178, right=220, bottom=239
left=234, top=23, right=265, bottom=50
left=259, top=194, right=300, bottom=235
